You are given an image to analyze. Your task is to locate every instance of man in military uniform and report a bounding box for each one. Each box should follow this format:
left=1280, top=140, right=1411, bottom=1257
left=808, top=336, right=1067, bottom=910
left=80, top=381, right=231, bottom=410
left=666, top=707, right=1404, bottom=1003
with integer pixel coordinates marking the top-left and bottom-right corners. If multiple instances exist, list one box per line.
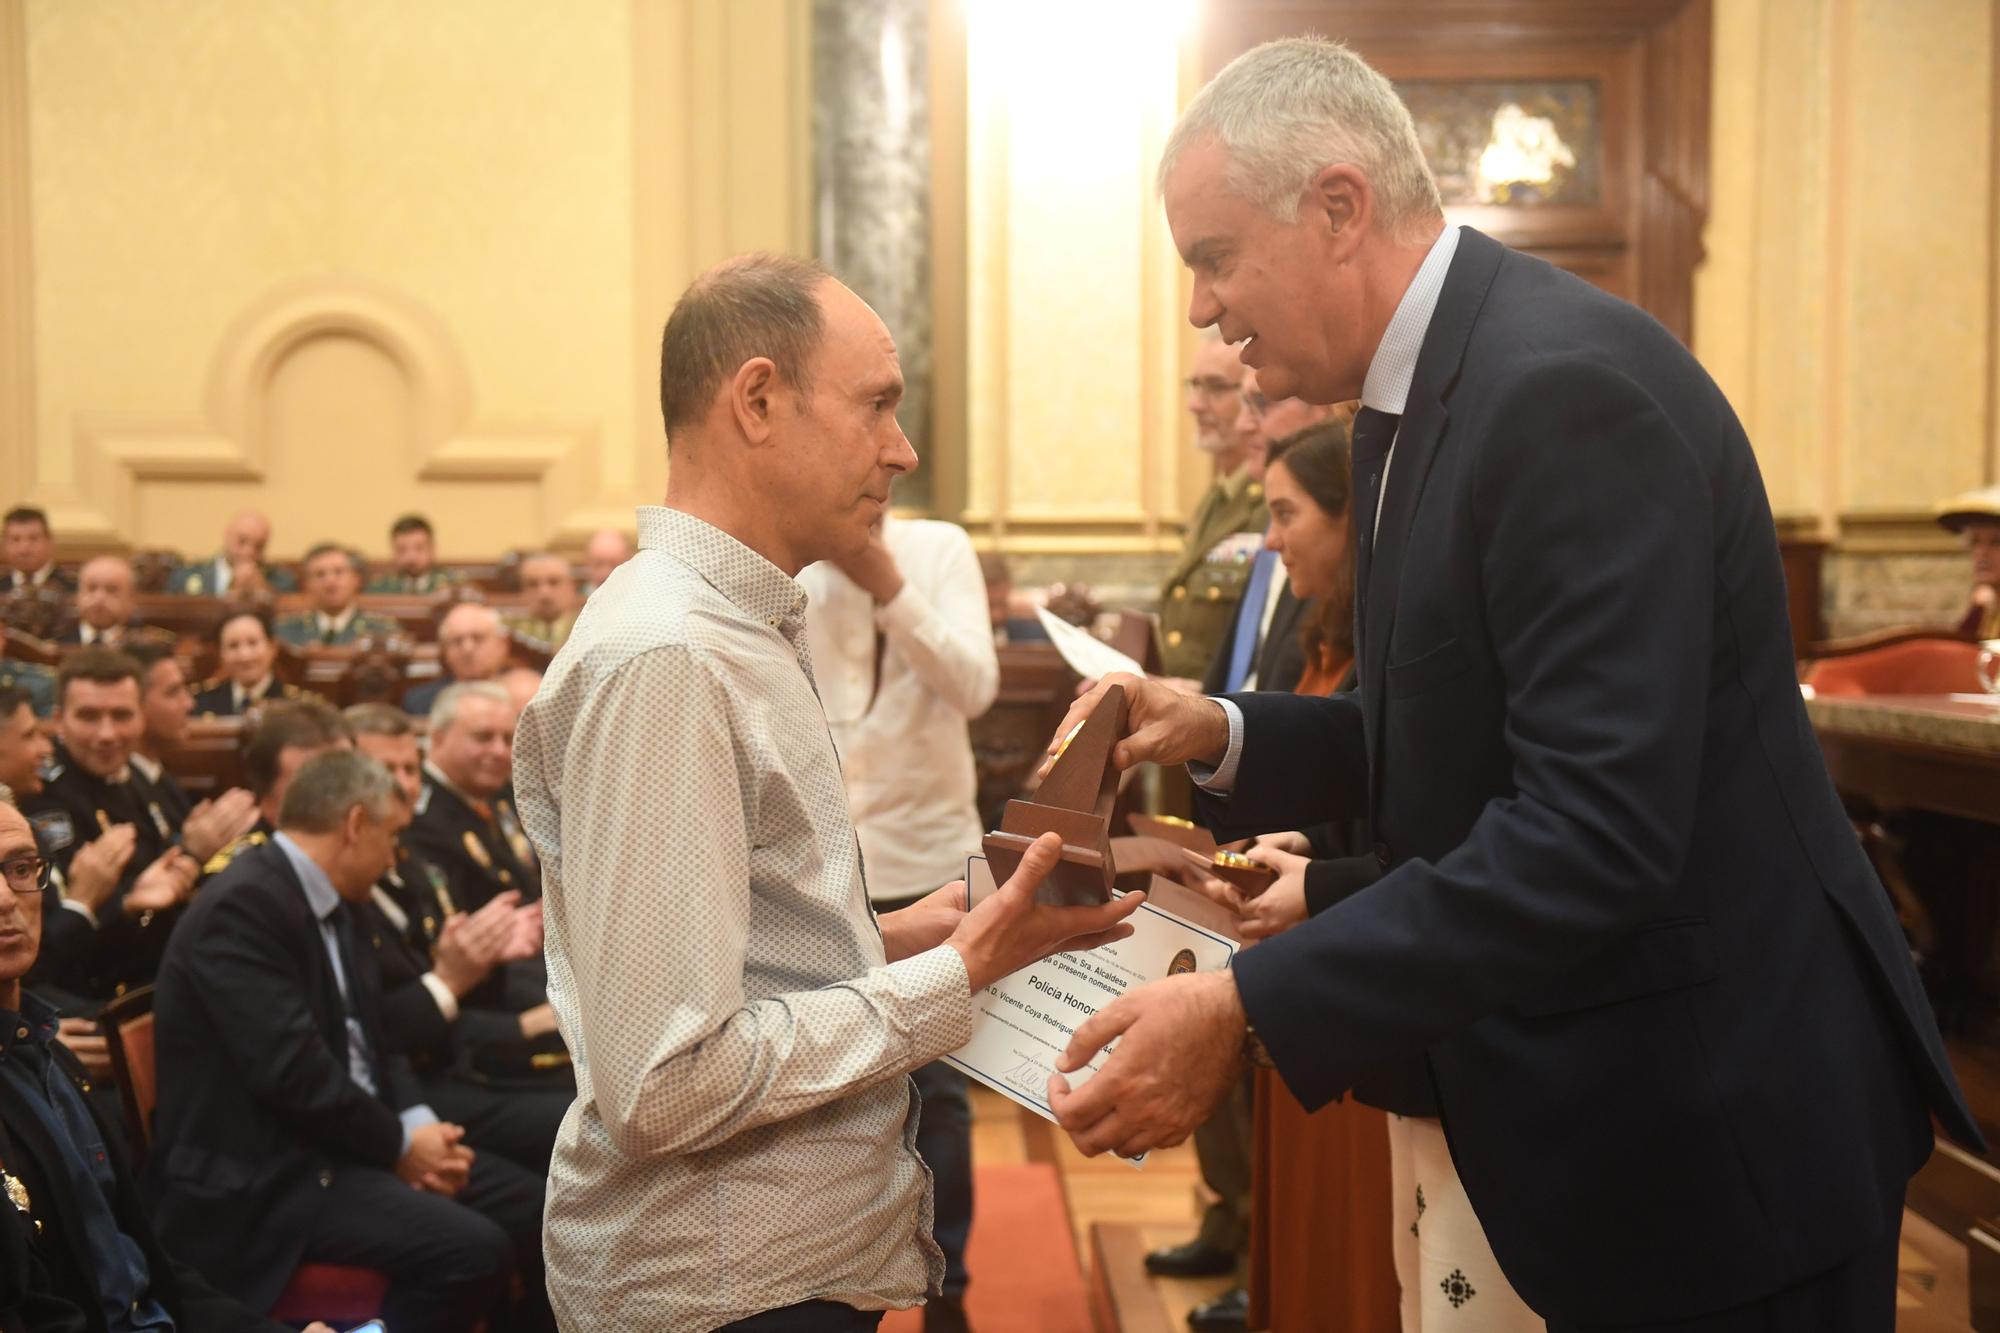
left=54, top=555, right=170, bottom=650
left=403, top=601, right=510, bottom=717
left=1157, top=337, right=1266, bottom=680
left=15, top=651, right=214, bottom=1002
left=346, top=703, right=567, bottom=1173
left=405, top=682, right=537, bottom=913
left=503, top=552, right=579, bottom=649
left=274, top=544, right=397, bottom=647
left=1, top=508, right=69, bottom=596
left=367, top=514, right=461, bottom=595
left=166, top=509, right=299, bottom=597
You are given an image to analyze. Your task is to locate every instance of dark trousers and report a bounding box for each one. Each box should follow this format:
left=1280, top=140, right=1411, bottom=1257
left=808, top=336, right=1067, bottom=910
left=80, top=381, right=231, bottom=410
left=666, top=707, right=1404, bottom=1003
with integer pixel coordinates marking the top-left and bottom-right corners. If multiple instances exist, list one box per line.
left=1190, top=1070, right=1255, bottom=1273
left=913, top=1060, right=973, bottom=1298
left=1545, top=1226, right=1900, bottom=1333
left=422, top=1072, right=571, bottom=1174
left=713, top=1301, right=886, bottom=1332
left=299, top=1152, right=552, bottom=1333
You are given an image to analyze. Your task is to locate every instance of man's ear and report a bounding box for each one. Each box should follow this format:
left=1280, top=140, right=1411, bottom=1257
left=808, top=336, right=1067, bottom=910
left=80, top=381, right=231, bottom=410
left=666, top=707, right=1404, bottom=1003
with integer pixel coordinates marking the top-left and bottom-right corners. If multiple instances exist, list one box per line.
left=344, top=803, right=369, bottom=845
left=729, top=357, right=783, bottom=445
left=1309, top=164, right=1371, bottom=261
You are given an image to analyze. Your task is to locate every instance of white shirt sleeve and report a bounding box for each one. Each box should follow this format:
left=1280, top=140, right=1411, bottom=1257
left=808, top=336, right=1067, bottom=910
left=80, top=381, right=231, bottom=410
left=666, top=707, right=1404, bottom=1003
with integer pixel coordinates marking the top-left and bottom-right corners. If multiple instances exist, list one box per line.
left=1186, top=697, right=1247, bottom=793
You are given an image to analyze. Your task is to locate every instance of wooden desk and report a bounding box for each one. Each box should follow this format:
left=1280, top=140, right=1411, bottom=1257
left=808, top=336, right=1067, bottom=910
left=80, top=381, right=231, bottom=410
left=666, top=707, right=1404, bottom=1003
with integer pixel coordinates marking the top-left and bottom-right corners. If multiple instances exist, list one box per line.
left=1809, top=693, right=2000, bottom=1256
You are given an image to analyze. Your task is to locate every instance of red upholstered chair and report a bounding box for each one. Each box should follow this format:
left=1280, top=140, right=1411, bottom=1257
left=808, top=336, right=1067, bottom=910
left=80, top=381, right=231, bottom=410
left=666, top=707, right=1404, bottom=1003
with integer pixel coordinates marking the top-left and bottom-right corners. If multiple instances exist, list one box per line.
left=1801, top=635, right=1982, bottom=697
left=98, top=987, right=392, bottom=1325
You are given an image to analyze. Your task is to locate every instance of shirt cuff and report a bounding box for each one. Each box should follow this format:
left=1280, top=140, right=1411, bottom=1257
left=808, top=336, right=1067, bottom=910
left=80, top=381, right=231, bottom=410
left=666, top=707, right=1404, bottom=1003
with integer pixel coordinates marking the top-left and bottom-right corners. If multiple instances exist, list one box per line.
left=1186, top=697, right=1246, bottom=792
left=873, top=582, right=929, bottom=636
left=398, top=1103, right=439, bottom=1156
left=419, top=971, right=460, bottom=1021
left=59, top=898, right=98, bottom=929
left=888, top=944, right=977, bottom=1065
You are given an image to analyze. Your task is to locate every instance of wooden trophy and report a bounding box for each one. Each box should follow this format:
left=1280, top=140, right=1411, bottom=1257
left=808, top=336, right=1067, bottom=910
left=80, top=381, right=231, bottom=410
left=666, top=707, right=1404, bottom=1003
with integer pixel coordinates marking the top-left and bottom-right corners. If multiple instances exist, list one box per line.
left=982, top=684, right=1128, bottom=906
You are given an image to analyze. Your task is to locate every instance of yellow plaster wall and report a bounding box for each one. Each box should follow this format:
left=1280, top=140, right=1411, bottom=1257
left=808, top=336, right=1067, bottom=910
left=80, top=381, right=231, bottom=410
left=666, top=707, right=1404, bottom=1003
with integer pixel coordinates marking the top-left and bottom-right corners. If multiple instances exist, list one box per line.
left=1694, top=0, right=1998, bottom=547
left=3, top=0, right=811, bottom=561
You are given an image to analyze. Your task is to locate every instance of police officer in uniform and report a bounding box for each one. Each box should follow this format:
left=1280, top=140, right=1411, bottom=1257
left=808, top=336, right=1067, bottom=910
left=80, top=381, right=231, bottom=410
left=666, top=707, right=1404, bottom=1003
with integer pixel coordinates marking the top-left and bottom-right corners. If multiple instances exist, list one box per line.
left=273, top=545, right=397, bottom=648
left=17, top=651, right=203, bottom=1001
left=346, top=704, right=567, bottom=1173
left=1157, top=337, right=1268, bottom=681
left=404, top=683, right=538, bottom=913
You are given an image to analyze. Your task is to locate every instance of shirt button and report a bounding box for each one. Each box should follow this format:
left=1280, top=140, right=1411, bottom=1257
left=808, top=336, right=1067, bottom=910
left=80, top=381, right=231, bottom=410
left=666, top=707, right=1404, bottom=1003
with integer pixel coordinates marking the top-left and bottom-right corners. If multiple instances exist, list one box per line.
left=13, top=1028, right=24, bottom=1040
left=1166, top=630, right=1183, bottom=647
left=1171, top=586, right=1187, bottom=601
left=319, top=1169, right=332, bottom=1188
left=1206, top=585, right=1221, bottom=600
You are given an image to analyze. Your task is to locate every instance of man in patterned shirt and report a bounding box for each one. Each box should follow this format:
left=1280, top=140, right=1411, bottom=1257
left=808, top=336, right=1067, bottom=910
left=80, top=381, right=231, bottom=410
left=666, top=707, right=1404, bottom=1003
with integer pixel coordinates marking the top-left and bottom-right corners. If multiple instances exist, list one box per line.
left=514, top=253, right=1143, bottom=1333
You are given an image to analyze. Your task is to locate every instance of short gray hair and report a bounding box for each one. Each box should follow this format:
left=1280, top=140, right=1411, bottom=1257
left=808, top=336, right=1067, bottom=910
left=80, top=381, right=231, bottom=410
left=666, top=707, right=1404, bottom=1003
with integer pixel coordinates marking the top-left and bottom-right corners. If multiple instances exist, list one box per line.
left=342, top=702, right=415, bottom=739
left=430, top=680, right=511, bottom=737
left=1159, top=36, right=1442, bottom=240
left=278, top=749, right=401, bottom=834
left=659, top=253, right=829, bottom=443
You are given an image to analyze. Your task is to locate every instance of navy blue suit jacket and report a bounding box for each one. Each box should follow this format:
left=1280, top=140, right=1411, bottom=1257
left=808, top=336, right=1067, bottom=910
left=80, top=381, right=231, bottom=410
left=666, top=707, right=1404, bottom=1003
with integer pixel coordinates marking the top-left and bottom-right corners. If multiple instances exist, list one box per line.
left=1197, top=228, right=1978, bottom=1324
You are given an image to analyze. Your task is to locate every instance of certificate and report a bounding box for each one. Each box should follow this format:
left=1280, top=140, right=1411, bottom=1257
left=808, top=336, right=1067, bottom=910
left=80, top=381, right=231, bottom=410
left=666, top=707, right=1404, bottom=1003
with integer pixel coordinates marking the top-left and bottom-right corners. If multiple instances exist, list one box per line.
left=944, top=857, right=1238, bottom=1157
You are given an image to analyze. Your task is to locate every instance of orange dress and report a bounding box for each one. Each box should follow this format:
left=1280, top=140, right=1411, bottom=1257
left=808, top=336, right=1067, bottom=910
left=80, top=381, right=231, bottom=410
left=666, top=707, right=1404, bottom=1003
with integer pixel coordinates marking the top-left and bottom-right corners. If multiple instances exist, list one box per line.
left=1247, top=648, right=1402, bottom=1332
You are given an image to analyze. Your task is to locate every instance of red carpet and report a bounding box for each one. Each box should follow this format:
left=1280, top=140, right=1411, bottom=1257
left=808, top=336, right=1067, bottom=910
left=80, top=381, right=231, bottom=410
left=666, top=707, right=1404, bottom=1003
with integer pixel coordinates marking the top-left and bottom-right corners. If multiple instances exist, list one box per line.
left=882, top=1162, right=1091, bottom=1333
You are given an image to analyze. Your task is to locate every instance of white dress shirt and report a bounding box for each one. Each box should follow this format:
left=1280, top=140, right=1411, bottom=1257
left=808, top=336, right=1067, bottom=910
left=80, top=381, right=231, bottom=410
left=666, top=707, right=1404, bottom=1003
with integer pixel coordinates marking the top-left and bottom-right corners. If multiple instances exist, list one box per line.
left=798, top=518, right=999, bottom=904
left=1202, top=224, right=1462, bottom=790
left=514, top=506, right=974, bottom=1330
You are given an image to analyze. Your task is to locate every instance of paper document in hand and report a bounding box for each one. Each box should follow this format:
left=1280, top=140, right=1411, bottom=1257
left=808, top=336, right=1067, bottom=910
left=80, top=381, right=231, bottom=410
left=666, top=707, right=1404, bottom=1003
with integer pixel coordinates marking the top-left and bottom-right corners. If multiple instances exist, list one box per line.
left=946, top=857, right=1237, bottom=1163
left=1033, top=607, right=1145, bottom=681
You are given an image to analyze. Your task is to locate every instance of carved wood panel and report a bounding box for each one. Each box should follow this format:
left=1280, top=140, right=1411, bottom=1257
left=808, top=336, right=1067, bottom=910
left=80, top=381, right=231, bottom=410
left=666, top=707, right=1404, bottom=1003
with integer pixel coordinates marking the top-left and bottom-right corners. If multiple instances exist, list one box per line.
left=1199, top=0, right=1710, bottom=343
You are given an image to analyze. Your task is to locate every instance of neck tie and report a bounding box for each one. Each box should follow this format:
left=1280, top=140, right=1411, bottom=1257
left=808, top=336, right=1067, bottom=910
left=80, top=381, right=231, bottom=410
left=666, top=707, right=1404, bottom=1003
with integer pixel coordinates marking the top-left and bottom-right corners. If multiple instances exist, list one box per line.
left=1223, top=547, right=1277, bottom=692
left=326, top=907, right=382, bottom=1098
left=1350, top=407, right=1401, bottom=668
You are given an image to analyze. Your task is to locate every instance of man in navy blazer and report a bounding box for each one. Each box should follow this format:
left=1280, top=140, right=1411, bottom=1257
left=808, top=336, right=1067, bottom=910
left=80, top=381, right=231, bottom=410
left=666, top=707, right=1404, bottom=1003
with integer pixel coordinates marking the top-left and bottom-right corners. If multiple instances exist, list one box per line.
left=1045, top=36, right=1977, bottom=1332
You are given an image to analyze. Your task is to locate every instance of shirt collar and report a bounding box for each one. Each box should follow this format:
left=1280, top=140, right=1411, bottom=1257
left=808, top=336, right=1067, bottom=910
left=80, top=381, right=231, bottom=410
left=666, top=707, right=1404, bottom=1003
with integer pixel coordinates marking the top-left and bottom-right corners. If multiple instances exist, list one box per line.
left=130, top=752, right=163, bottom=783
left=273, top=831, right=342, bottom=923
left=1359, top=224, right=1463, bottom=417
left=236, top=675, right=272, bottom=708
left=316, top=605, right=358, bottom=636
left=638, top=506, right=808, bottom=640
left=1218, top=463, right=1252, bottom=500
left=0, top=993, right=62, bottom=1056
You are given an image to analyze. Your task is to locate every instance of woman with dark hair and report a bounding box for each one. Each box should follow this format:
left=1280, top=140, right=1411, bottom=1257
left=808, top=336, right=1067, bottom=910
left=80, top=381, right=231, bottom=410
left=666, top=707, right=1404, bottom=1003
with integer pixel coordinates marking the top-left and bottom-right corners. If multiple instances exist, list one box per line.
left=192, top=608, right=301, bottom=717
left=1214, top=412, right=1539, bottom=1329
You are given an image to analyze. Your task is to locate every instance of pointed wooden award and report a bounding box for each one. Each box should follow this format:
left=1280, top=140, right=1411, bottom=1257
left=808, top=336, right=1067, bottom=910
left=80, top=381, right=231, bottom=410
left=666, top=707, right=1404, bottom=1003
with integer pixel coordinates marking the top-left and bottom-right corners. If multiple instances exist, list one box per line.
left=982, top=684, right=1128, bottom=907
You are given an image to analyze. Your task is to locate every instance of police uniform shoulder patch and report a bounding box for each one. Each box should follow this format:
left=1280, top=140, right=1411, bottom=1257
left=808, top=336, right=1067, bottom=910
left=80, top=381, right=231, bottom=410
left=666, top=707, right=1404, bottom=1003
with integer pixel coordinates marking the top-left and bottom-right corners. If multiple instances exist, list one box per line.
left=28, top=810, right=73, bottom=852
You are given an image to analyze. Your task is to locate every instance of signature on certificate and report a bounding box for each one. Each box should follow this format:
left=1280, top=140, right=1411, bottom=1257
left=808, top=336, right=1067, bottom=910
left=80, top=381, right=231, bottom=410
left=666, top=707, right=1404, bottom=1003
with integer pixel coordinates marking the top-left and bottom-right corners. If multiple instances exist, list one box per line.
left=999, top=1055, right=1045, bottom=1095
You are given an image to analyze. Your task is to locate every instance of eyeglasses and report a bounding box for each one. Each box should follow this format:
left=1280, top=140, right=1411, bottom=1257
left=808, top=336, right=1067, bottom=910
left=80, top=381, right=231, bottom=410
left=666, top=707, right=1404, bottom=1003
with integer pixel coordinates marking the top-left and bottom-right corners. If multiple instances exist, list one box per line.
left=0, top=856, right=49, bottom=895
left=1240, top=389, right=1271, bottom=418
left=1184, top=376, right=1241, bottom=399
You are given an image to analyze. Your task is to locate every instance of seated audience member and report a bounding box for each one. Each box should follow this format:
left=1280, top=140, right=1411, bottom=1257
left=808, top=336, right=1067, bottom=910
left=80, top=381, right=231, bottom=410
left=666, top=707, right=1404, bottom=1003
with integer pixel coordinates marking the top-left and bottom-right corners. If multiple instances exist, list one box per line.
left=18, top=651, right=207, bottom=1001
left=167, top=509, right=298, bottom=598
left=0, top=797, right=340, bottom=1333
left=579, top=528, right=633, bottom=596
left=0, top=683, right=127, bottom=1073
left=193, top=608, right=306, bottom=717
left=1938, top=484, right=2000, bottom=639
left=274, top=545, right=396, bottom=648
left=368, top=514, right=459, bottom=595
left=2, top=507, right=70, bottom=595
left=204, top=700, right=356, bottom=872
left=403, top=601, right=509, bottom=716
left=58, top=556, right=164, bottom=649
left=503, top=553, right=579, bottom=649
left=127, top=642, right=259, bottom=844
left=148, top=749, right=550, bottom=1333
left=405, top=683, right=537, bottom=912
left=346, top=704, right=566, bottom=1173
left=497, top=667, right=542, bottom=720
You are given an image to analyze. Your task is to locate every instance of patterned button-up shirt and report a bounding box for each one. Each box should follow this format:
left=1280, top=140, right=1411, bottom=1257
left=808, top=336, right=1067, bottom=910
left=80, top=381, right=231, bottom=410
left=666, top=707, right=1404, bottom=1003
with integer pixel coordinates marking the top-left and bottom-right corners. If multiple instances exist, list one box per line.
left=514, top=505, right=974, bottom=1331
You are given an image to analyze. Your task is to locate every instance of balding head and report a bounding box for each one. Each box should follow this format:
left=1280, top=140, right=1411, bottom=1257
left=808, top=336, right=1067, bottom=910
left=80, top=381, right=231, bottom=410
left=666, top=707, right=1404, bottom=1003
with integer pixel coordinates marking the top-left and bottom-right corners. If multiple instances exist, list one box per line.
left=583, top=530, right=633, bottom=588
left=222, top=510, right=272, bottom=565
left=658, top=253, right=829, bottom=449
left=77, top=556, right=136, bottom=631
left=437, top=601, right=507, bottom=682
